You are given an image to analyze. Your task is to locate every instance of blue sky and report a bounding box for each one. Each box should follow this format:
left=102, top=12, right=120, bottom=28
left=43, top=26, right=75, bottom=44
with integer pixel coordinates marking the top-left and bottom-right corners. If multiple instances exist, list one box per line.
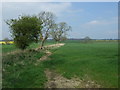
left=1, top=2, right=118, bottom=39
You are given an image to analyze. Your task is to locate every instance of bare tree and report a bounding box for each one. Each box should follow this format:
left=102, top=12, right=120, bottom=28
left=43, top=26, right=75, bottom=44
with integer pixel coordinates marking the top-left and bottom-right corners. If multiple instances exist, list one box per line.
left=51, top=22, right=71, bottom=43
left=38, top=11, right=56, bottom=49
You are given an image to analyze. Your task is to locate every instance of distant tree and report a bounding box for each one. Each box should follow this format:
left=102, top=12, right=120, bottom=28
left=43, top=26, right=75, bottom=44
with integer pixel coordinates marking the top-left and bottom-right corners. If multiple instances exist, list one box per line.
left=6, top=15, right=43, bottom=50
left=38, top=11, right=56, bottom=49
left=61, top=36, right=67, bottom=41
left=51, top=22, right=71, bottom=43
left=4, top=38, right=10, bottom=44
left=82, top=36, right=92, bottom=43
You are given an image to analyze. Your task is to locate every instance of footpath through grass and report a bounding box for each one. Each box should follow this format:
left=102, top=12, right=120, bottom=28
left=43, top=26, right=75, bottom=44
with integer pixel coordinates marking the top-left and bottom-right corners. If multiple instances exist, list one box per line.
left=43, top=42, right=118, bottom=88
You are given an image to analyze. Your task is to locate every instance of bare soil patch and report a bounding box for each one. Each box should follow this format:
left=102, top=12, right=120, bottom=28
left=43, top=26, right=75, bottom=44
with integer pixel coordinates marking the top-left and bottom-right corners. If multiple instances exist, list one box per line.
left=45, top=69, right=101, bottom=88
left=35, top=43, right=65, bottom=51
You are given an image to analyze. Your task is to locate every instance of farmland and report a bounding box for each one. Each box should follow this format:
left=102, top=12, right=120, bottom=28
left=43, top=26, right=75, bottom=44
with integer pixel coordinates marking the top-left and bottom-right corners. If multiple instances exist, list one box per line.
left=2, top=40, right=118, bottom=88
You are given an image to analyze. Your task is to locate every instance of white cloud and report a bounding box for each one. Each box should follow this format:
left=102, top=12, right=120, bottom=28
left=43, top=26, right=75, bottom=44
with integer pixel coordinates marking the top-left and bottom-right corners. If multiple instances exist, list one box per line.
left=80, top=17, right=118, bottom=34
left=84, top=17, right=117, bottom=27
left=38, top=3, right=72, bottom=16
left=87, top=20, right=100, bottom=25
left=2, top=2, right=72, bottom=16
left=86, top=20, right=108, bottom=25
left=2, top=2, right=73, bottom=39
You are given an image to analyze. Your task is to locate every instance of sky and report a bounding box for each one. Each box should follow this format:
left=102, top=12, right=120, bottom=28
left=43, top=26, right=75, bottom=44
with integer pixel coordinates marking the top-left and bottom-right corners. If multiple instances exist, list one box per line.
left=1, top=2, right=118, bottom=39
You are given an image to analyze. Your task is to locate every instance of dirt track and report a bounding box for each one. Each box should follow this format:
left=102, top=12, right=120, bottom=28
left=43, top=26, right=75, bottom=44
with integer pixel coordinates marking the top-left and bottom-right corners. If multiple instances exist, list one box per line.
left=45, top=69, right=101, bottom=88
left=45, top=69, right=81, bottom=88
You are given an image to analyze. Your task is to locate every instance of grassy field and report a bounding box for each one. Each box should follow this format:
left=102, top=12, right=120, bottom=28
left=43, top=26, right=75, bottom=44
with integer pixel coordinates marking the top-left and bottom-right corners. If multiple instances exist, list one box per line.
left=43, top=41, right=118, bottom=88
left=2, top=40, right=118, bottom=88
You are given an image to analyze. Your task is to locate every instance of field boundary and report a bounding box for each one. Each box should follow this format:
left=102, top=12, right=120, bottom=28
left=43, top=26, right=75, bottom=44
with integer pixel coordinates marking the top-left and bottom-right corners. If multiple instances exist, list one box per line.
left=35, top=43, right=65, bottom=65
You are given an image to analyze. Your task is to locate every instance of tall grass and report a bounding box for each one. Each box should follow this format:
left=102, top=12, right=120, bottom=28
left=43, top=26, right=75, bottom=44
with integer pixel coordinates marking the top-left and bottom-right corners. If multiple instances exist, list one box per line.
left=2, top=50, right=46, bottom=88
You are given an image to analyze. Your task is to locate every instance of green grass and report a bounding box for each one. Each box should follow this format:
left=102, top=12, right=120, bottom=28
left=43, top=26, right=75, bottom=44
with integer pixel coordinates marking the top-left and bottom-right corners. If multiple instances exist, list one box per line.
left=2, top=41, right=55, bottom=88
left=2, top=43, right=41, bottom=54
left=2, top=40, right=55, bottom=54
left=43, top=41, right=118, bottom=88
left=2, top=40, right=118, bottom=88
left=2, top=50, right=47, bottom=88
left=1, top=44, right=18, bottom=54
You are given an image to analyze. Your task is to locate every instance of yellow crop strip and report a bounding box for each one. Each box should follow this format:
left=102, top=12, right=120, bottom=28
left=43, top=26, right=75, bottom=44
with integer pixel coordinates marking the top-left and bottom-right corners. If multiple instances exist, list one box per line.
left=0, top=41, right=14, bottom=44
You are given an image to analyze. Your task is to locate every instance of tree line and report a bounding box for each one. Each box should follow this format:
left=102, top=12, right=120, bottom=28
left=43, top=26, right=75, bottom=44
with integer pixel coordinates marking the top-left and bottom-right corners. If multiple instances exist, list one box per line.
left=6, top=11, right=72, bottom=50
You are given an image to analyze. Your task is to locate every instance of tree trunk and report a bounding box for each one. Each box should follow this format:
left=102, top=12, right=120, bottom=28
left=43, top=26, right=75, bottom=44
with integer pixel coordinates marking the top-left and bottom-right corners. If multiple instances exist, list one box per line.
left=40, top=39, right=45, bottom=49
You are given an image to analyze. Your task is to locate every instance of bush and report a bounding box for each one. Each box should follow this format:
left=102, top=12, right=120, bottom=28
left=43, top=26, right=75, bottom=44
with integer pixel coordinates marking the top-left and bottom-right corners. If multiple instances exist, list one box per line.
left=6, top=15, right=42, bottom=50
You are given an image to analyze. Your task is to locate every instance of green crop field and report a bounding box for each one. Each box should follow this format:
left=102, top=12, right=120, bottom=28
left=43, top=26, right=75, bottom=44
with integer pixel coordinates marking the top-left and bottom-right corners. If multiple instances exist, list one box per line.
left=43, top=41, right=118, bottom=88
left=2, top=40, right=118, bottom=88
